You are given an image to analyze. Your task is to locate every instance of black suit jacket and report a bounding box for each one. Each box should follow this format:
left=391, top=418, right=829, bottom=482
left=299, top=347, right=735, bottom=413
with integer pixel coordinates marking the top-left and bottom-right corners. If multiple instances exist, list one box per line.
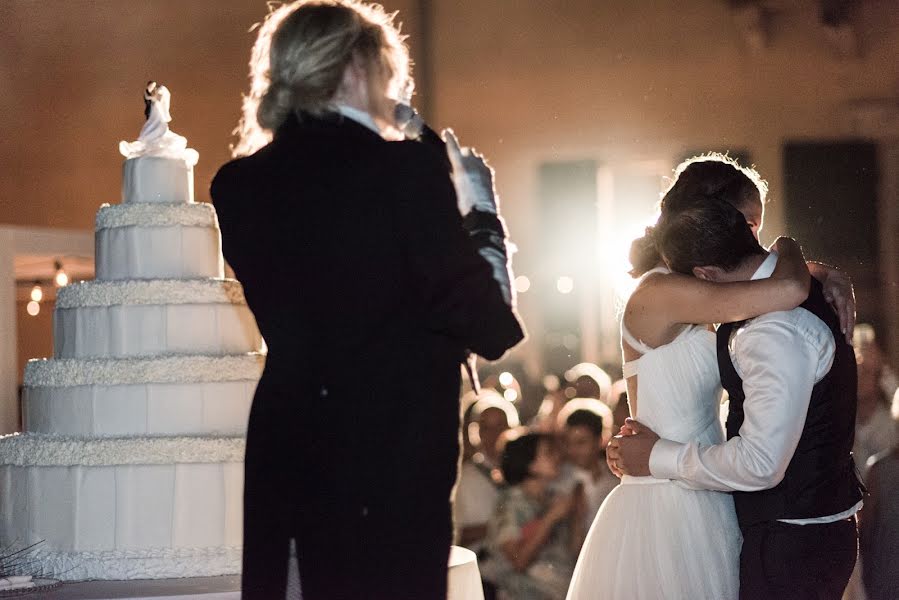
left=211, top=112, right=524, bottom=591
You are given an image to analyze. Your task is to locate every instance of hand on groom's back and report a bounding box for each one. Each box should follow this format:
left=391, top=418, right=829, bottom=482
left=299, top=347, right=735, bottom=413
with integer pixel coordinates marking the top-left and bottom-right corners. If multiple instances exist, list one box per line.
left=607, top=419, right=660, bottom=477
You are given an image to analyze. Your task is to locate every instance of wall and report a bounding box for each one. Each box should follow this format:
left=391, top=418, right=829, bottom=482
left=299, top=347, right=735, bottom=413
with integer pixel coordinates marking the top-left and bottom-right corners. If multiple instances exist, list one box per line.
left=2, top=0, right=897, bottom=373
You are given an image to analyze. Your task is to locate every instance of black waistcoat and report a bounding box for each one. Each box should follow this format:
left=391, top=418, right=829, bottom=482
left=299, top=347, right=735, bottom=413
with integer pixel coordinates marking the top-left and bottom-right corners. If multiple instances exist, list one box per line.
left=717, top=276, right=864, bottom=529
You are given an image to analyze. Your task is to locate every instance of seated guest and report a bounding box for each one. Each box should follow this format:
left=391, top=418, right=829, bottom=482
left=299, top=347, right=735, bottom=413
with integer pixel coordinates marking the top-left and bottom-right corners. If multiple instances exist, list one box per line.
left=860, top=389, right=899, bottom=600
left=565, top=362, right=613, bottom=404
left=855, top=339, right=898, bottom=470
left=556, top=398, right=618, bottom=533
left=456, top=392, right=519, bottom=553
left=855, top=324, right=899, bottom=400
left=486, top=430, right=579, bottom=600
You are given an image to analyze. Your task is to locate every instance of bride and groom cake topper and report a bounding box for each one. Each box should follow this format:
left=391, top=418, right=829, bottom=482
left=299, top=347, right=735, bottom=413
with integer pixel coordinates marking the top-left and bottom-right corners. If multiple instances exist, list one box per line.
left=120, top=80, right=198, bottom=166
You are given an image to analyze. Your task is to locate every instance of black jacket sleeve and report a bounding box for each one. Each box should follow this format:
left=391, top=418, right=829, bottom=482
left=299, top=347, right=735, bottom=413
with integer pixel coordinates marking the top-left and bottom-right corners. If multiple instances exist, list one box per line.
left=389, top=142, right=525, bottom=360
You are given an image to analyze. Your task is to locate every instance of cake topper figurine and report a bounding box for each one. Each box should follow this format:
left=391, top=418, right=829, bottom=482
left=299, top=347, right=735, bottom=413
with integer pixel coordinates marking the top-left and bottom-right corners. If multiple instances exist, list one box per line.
left=119, top=80, right=199, bottom=166
left=143, top=80, right=158, bottom=119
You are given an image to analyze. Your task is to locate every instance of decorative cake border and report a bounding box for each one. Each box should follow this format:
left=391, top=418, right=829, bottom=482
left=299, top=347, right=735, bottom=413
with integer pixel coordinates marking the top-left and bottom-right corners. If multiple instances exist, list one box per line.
left=12, top=545, right=241, bottom=581
left=96, top=202, right=218, bottom=230
left=0, top=434, right=245, bottom=466
left=55, top=279, right=246, bottom=309
left=24, top=353, right=265, bottom=387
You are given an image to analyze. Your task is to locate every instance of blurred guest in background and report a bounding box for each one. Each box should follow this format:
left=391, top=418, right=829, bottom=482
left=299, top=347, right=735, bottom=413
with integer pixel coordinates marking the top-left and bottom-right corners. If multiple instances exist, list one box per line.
left=565, top=362, right=613, bottom=404
left=556, top=398, right=618, bottom=533
left=530, top=383, right=569, bottom=434
left=854, top=330, right=898, bottom=470
left=608, top=378, right=631, bottom=434
left=854, top=324, right=899, bottom=401
left=456, top=391, right=520, bottom=553
left=859, top=389, right=899, bottom=600
left=212, top=1, right=523, bottom=597
left=487, top=430, right=580, bottom=600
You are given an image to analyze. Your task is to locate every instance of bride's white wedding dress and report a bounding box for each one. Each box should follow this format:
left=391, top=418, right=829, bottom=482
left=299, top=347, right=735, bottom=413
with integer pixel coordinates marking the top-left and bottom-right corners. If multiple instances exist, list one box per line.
left=566, top=268, right=741, bottom=600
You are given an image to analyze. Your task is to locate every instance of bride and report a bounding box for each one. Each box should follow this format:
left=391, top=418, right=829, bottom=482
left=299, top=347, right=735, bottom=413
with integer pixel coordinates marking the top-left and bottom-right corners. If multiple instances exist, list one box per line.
left=566, top=154, right=853, bottom=599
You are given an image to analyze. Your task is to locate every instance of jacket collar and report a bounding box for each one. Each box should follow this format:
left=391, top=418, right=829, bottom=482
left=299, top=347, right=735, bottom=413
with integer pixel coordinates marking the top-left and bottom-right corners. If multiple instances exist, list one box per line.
left=274, top=110, right=385, bottom=144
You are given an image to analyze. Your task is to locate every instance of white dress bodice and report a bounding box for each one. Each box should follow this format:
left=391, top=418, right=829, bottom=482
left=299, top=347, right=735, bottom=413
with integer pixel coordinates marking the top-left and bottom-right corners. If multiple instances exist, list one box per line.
left=621, top=267, right=725, bottom=446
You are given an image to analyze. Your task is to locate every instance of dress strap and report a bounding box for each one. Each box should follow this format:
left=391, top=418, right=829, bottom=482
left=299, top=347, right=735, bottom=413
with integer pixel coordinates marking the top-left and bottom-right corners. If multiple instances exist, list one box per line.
left=622, top=359, right=639, bottom=379
left=621, top=321, right=654, bottom=355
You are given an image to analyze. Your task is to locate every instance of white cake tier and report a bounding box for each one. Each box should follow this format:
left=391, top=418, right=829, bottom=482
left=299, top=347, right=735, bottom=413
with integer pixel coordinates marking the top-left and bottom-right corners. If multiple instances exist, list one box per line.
left=0, top=436, right=243, bottom=580
left=95, top=203, right=223, bottom=281
left=24, top=353, right=265, bottom=388
left=53, top=280, right=262, bottom=359
left=24, top=380, right=256, bottom=436
left=122, top=156, right=193, bottom=204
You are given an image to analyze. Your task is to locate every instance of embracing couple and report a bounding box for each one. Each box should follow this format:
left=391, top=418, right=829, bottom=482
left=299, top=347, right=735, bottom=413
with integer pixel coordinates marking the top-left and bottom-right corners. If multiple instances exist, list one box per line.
left=566, top=156, right=866, bottom=600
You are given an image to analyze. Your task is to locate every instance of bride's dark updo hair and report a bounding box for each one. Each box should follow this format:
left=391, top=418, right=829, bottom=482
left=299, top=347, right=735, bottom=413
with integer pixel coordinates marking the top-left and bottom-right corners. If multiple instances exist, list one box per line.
left=629, top=153, right=768, bottom=277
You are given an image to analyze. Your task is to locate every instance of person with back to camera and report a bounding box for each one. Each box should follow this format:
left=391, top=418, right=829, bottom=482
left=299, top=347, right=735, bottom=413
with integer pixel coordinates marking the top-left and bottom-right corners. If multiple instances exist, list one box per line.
left=210, top=2, right=524, bottom=598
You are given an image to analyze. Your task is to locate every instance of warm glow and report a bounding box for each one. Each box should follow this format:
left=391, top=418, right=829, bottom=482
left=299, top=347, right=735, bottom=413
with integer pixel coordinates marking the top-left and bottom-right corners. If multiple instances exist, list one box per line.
left=54, top=269, right=69, bottom=287
left=498, top=372, right=515, bottom=387
left=26, top=301, right=40, bottom=316
left=30, top=284, right=43, bottom=302
left=514, top=275, right=531, bottom=293
left=597, top=214, right=661, bottom=300
left=542, top=374, right=560, bottom=391
left=503, top=388, right=519, bottom=403
left=556, top=276, right=574, bottom=294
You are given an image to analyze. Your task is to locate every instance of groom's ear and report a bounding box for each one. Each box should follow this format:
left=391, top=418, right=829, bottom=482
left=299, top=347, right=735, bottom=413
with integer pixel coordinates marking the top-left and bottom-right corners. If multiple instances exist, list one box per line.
left=692, top=266, right=718, bottom=281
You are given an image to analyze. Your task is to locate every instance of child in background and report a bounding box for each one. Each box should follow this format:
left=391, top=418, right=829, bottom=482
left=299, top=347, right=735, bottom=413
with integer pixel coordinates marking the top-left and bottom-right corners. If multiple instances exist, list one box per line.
left=486, top=430, right=580, bottom=600
left=557, top=398, right=619, bottom=534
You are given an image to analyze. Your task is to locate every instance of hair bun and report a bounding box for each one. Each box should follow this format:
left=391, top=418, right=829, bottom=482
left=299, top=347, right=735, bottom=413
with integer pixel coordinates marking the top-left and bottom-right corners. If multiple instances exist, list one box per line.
left=628, top=226, right=661, bottom=278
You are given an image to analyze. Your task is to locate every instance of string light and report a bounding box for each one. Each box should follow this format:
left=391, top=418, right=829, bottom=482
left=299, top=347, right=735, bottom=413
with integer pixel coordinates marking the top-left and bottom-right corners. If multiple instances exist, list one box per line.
left=30, top=283, right=43, bottom=303
left=556, top=276, right=574, bottom=294
left=26, top=301, right=40, bottom=317
left=54, top=260, right=68, bottom=287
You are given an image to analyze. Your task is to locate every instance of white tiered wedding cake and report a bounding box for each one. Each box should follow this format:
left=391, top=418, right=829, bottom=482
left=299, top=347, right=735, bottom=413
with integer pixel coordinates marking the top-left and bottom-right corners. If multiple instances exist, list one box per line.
left=0, top=83, right=263, bottom=581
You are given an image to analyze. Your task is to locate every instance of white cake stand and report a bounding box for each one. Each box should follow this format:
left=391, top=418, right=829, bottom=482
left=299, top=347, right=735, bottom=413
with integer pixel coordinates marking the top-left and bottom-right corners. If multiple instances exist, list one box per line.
left=31, top=547, right=484, bottom=600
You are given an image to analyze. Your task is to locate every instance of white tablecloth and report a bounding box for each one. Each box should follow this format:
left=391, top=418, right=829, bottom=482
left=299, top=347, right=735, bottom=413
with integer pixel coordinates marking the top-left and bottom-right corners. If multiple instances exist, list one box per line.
left=448, top=546, right=485, bottom=600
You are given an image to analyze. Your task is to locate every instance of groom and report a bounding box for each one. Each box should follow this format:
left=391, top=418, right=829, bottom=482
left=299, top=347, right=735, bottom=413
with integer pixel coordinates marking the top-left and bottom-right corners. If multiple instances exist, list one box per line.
left=609, top=200, right=865, bottom=600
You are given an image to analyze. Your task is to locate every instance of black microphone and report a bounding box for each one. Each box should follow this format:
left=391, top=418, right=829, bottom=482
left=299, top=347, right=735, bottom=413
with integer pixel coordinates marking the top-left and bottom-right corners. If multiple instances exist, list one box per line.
left=395, top=104, right=451, bottom=171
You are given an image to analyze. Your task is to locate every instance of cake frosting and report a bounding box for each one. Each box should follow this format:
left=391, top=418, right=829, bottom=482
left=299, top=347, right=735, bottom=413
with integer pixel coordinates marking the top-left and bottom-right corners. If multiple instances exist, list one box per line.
left=0, top=84, right=262, bottom=581
left=24, top=380, right=256, bottom=437
left=95, top=204, right=224, bottom=281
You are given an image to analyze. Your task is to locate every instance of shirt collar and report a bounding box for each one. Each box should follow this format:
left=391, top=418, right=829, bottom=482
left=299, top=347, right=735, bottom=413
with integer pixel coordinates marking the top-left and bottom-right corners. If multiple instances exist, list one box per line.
left=750, top=251, right=778, bottom=281
left=335, top=104, right=382, bottom=137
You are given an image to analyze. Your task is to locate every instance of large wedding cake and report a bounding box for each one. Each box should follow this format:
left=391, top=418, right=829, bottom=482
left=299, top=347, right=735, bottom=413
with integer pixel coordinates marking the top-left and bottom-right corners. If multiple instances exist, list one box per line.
left=0, top=83, right=263, bottom=581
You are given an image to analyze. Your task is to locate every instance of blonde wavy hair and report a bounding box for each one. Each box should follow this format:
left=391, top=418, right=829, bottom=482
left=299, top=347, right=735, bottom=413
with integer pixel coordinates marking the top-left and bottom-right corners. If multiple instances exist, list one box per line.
left=232, top=0, right=412, bottom=157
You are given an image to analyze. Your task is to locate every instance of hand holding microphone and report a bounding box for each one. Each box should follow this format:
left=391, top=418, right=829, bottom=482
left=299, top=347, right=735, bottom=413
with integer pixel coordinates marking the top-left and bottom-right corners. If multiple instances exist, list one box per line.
left=442, top=129, right=498, bottom=217
left=394, top=103, right=499, bottom=217
left=395, top=104, right=514, bottom=306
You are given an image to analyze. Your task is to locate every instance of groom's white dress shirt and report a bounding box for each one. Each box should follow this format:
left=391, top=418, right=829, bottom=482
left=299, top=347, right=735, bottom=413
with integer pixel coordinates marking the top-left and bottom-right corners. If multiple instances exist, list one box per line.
left=649, top=252, right=863, bottom=524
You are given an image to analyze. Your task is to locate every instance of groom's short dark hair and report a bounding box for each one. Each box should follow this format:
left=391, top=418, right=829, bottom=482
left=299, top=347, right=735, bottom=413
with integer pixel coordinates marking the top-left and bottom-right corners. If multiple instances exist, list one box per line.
left=658, top=198, right=765, bottom=275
